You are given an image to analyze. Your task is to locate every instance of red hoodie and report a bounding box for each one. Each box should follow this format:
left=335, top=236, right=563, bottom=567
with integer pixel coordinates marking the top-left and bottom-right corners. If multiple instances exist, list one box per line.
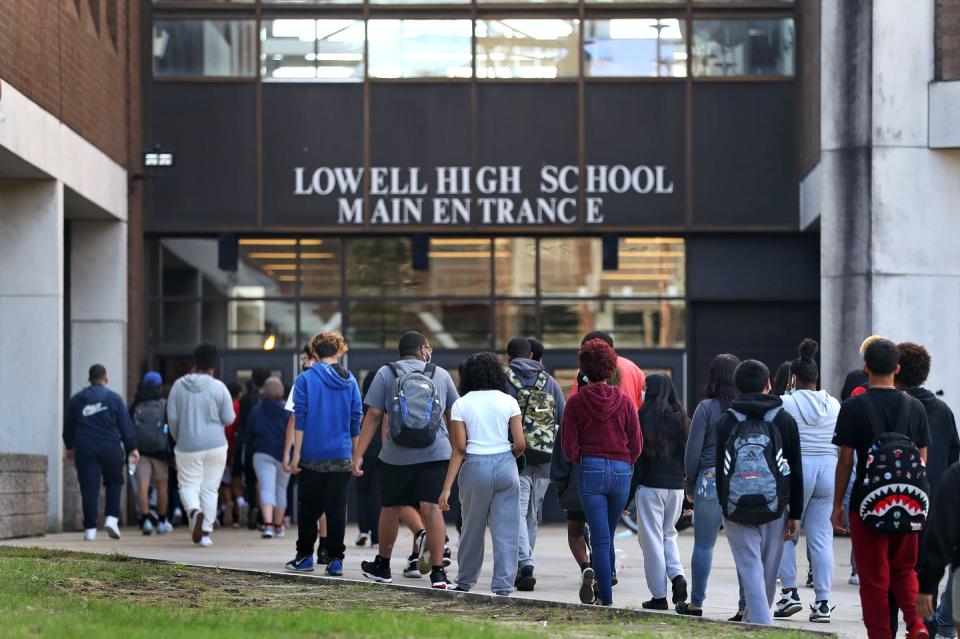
left=561, top=383, right=642, bottom=465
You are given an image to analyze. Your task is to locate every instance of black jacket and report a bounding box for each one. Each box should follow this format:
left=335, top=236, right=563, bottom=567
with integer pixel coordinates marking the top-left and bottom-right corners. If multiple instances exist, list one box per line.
left=64, top=383, right=136, bottom=451
left=919, top=462, right=960, bottom=595
left=550, top=423, right=582, bottom=512
left=907, top=387, right=959, bottom=493
left=714, top=393, right=804, bottom=521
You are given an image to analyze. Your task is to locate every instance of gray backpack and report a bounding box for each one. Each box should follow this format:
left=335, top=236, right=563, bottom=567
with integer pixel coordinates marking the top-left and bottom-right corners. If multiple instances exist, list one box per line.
left=386, top=363, right=442, bottom=448
left=719, top=408, right=790, bottom=525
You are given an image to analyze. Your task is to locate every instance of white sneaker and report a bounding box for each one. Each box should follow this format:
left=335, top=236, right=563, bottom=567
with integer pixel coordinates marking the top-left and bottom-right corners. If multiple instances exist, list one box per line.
left=105, top=516, right=121, bottom=540
left=84, top=528, right=97, bottom=542
left=848, top=574, right=860, bottom=586
left=809, top=600, right=834, bottom=623
left=157, top=520, right=173, bottom=534
left=142, top=518, right=154, bottom=535
left=403, top=557, right=422, bottom=579
left=199, top=535, right=213, bottom=548
left=774, top=589, right=802, bottom=618
left=355, top=531, right=370, bottom=546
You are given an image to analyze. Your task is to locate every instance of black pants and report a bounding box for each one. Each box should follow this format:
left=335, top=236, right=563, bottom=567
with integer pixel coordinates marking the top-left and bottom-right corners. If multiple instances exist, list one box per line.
left=243, top=448, right=258, bottom=509
left=296, top=469, right=350, bottom=560
left=355, top=452, right=380, bottom=542
left=74, top=441, right=125, bottom=530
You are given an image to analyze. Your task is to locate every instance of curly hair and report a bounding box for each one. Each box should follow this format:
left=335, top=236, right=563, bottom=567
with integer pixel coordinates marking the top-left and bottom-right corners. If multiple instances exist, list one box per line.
left=577, top=338, right=617, bottom=383
left=896, top=342, right=931, bottom=389
left=459, top=352, right=508, bottom=394
left=310, top=331, right=348, bottom=359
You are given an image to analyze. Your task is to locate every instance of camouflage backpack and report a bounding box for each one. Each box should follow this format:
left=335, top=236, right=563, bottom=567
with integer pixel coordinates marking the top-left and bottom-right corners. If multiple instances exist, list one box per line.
left=505, top=367, right=557, bottom=464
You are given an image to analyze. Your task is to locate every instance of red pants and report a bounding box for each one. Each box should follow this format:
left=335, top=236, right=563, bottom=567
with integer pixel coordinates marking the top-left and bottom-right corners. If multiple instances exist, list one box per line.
left=849, top=510, right=922, bottom=639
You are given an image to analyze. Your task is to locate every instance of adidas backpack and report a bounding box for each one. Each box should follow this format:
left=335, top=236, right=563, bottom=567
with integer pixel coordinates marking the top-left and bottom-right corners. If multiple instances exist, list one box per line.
left=505, top=367, right=557, bottom=464
left=856, top=393, right=929, bottom=534
left=133, top=398, right=170, bottom=457
left=386, top=363, right=443, bottom=449
left=719, top=407, right=790, bottom=525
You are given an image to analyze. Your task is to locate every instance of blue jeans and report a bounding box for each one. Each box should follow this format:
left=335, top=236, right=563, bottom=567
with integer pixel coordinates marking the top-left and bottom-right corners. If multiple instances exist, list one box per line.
left=690, top=470, right=722, bottom=606
left=935, top=570, right=956, bottom=638
left=578, top=456, right=632, bottom=605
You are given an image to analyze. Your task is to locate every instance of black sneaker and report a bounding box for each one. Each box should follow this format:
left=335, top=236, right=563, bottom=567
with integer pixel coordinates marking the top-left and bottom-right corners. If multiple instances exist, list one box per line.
left=361, top=557, right=392, bottom=583
left=774, top=589, right=803, bottom=618
left=642, top=598, right=669, bottom=610
left=403, top=556, right=421, bottom=579
left=515, top=565, right=536, bottom=592
left=414, top=529, right=430, bottom=575
left=443, top=545, right=453, bottom=568
left=578, top=567, right=596, bottom=604
left=728, top=610, right=744, bottom=622
left=809, top=600, right=834, bottom=623
left=430, top=568, right=450, bottom=590
left=676, top=602, right=703, bottom=617
left=671, top=575, right=688, bottom=605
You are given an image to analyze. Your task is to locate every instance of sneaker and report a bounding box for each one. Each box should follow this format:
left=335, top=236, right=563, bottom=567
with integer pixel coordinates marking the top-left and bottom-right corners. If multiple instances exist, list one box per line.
left=676, top=602, right=703, bottom=617
left=642, top=598, right=669, bottom=610
left=275, top=526, right=285, bottom=539
left=317, top=548, right=330, bottom=566
left=671, top=575, right=688, bottom=605
left=157, top=520, right=173, bottom=534
left=848, top=574, right=860, bottom=586
left=199, top=535, right=213, bottom=548
left=611, top=566, right=618, bottom=587
left=515, top=565, right=536, bottom=592
left=403, top=557, right=422, bottom=579
left=262, top=525, right=274, bottom=539
left=142, top=518, right=154, bottom=535
left=105, top=516, right=121, bottom=540
left=809, top=600, right=834, bottom=623
left=84, top=528, right=97, bottom=542
left=325, top=558, right=343, bottom=577
left=774, top=589, right=803, bottom=618
left=190, top=510, right=204, bottom=544
left=430, top=568, right=450, bottom=590
left=355, top=532, right=370, bottom=547
left=361, top=557, right=393, bottom=583
left=443, top=545, right=453, bottom=568
left=286, top=555, right=315, bottom=572
left=415, top=529, right=431, bottom=575
left=578, top=567, right=596, bottom=604
left=907, top=622, right=931, bottom=639
left=728, top=610, right=745, bottom=622
left=453, top=585, right=470, bottom=592
left=805, top=569, right=814, bottom=588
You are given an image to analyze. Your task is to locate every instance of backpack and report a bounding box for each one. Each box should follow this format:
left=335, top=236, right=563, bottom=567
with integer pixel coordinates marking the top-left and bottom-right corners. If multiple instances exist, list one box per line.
left=719, top=407, right=790, bottom=525
left=386, top=363, right=442, bottom=448
left=133, top=398, right=170, bottom=457
left=855, top=393, right=929, bottom=534
left=505, top=366, right=557, bottom=465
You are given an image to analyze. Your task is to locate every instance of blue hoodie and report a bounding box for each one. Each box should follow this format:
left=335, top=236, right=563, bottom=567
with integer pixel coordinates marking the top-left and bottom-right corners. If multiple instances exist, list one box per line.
left=64, top=383, right=136, bottom=451
left=248, top=399, right=289, bottom=462
left=294, top=362, right=362, bottom=463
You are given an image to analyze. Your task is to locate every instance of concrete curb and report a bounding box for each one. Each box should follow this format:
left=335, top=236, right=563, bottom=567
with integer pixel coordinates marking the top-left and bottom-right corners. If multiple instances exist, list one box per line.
left=113, top=554, right=837, bottom=638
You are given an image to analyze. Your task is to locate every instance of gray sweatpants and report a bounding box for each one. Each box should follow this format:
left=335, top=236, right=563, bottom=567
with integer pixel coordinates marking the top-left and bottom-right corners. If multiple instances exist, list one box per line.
left=724, top=513, right=788, bottom=625
left=252, top=452, right=290, bottom=509
left=518, top=463, right=550, bottom=568
left=456, top=451, right=521, bottom=594
left=635, top=486, right=685, bottom=599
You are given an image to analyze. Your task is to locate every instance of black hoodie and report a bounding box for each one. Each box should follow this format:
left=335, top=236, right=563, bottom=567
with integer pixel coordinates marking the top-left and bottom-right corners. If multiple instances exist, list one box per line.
left=918, top=462, right=960, bottom=595
left=714, top=393, right=804, bottom=521
left=906, top=387, right=959, bottom=493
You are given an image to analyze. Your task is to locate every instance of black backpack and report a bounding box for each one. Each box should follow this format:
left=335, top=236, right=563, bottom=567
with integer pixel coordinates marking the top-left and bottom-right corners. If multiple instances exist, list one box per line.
left=133, top=398, right=170, bottom=457
left=719, top=407, right=791, bottom=525
left=855, top=393, right=929, bottom=534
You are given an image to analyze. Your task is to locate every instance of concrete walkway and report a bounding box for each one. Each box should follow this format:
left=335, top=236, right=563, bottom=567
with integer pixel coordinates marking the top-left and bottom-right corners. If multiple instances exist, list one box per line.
left=6, top=524, right=865, bottom=637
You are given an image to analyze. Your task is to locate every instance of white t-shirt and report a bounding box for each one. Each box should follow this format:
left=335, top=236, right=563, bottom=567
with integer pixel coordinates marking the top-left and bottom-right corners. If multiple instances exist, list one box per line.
left=450, top=390, right=521, bottom=456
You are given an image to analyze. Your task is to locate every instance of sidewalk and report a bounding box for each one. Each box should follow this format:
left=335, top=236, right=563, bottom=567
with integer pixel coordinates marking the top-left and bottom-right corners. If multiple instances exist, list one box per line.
left=6, top=524, right=864, bottom=637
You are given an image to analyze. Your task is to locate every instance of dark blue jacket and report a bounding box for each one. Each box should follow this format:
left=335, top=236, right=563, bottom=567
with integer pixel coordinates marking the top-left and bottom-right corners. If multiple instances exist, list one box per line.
left=248, top=399, right=289, bottom=462
left=294, top=362, right=362, bottom=462
left=64, top=384, right=136, bottom=451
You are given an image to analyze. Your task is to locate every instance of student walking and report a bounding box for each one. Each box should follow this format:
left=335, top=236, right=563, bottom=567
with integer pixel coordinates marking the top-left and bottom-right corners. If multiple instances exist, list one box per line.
left=285, top=333, right=362, bottom=577
left=678, top=353, right=740, bottom=617
left=774, top=339, right=840, bottom=622
left=438, top=352, right=525, bottom=595
left=355, top=371, right=381, bottom=547
left=249, top=377, right=292, bottom=539
left=831, top=338, right=931, bottom=639
left=897, top=342, right=959, bottom=638
left=131, top=371, right=173, bottom=535
left=918, top=463, right=960, bottom=637
left=716, top=359, right=803, bottom=626
left=353, top=331, right=460, bottom=589
left=503, top=336, right=565, bottom=592
left=168, top=342, right=236, bottom=547
left=63, top=364, right=139, bottom=541
left=632, top=373, right=689, bottom=611
left=561, top=338, right=642, bottom=606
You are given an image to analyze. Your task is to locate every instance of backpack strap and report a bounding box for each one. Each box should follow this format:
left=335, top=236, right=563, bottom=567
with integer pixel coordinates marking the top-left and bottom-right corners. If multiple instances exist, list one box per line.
left=894, top=391, right=914, bottom=436
left=386, top=362, right=400, bottom=379
left=423, top=363, right=437, bottom=379
left=505, top=366, right=524, bottom=391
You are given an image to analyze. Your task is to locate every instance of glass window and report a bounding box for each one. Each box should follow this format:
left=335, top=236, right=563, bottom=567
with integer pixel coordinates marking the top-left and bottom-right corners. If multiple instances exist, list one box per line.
left=346, top=237, right=491, bottom=297
left=263, top=0, right=357, bottom=4
left=347, top=300, right=491, bottom=349
left=692, top=19, right=795, bottom=77
left=367, top=20, right=472, bottom=79
left=224, top=299, right=297, bottom=350
left=261, top=19, right=364, bottom=82
left=494, top=237, right=536, bottom=297
left=299, top=239, right=342, bottom=296
left=493, top=300, right=538, bottom=347
left=541, top=300, right=686, bottom=348
left=162, top=302, right=199, bottom=345
left=300, top=301, right=342, bottom=344
left=584, top=19, right=687, bottom=78
left=601, top=237, right=685, bottom=298
left=154, top=0, right=253, bottom=3
left=153, top=20, right=256, bottom=77
left=476, top=19, right=579, bottom=79
left=540, top=237, right=601, bottom=297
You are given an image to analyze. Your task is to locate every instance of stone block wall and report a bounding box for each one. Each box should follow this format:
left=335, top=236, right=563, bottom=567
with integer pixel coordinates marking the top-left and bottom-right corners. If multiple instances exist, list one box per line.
left=0, top=454, right=48, bottom=538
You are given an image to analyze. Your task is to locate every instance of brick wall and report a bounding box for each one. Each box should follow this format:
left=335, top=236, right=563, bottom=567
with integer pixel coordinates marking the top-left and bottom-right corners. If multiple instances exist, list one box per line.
left=938, top=0, right=960, bottom=80
left=0, top=0, right=133, bottom=166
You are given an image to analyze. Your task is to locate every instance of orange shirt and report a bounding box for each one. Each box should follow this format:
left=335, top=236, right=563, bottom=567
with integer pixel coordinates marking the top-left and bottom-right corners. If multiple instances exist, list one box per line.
left=568, top=356, right=645, bottom=410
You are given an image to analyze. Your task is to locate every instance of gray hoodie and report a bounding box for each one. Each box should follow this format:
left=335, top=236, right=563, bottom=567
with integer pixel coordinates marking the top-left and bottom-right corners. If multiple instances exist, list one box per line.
left=780, top=389, right=840, bottom=458
left=167, top=373, right=236, bottom=453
